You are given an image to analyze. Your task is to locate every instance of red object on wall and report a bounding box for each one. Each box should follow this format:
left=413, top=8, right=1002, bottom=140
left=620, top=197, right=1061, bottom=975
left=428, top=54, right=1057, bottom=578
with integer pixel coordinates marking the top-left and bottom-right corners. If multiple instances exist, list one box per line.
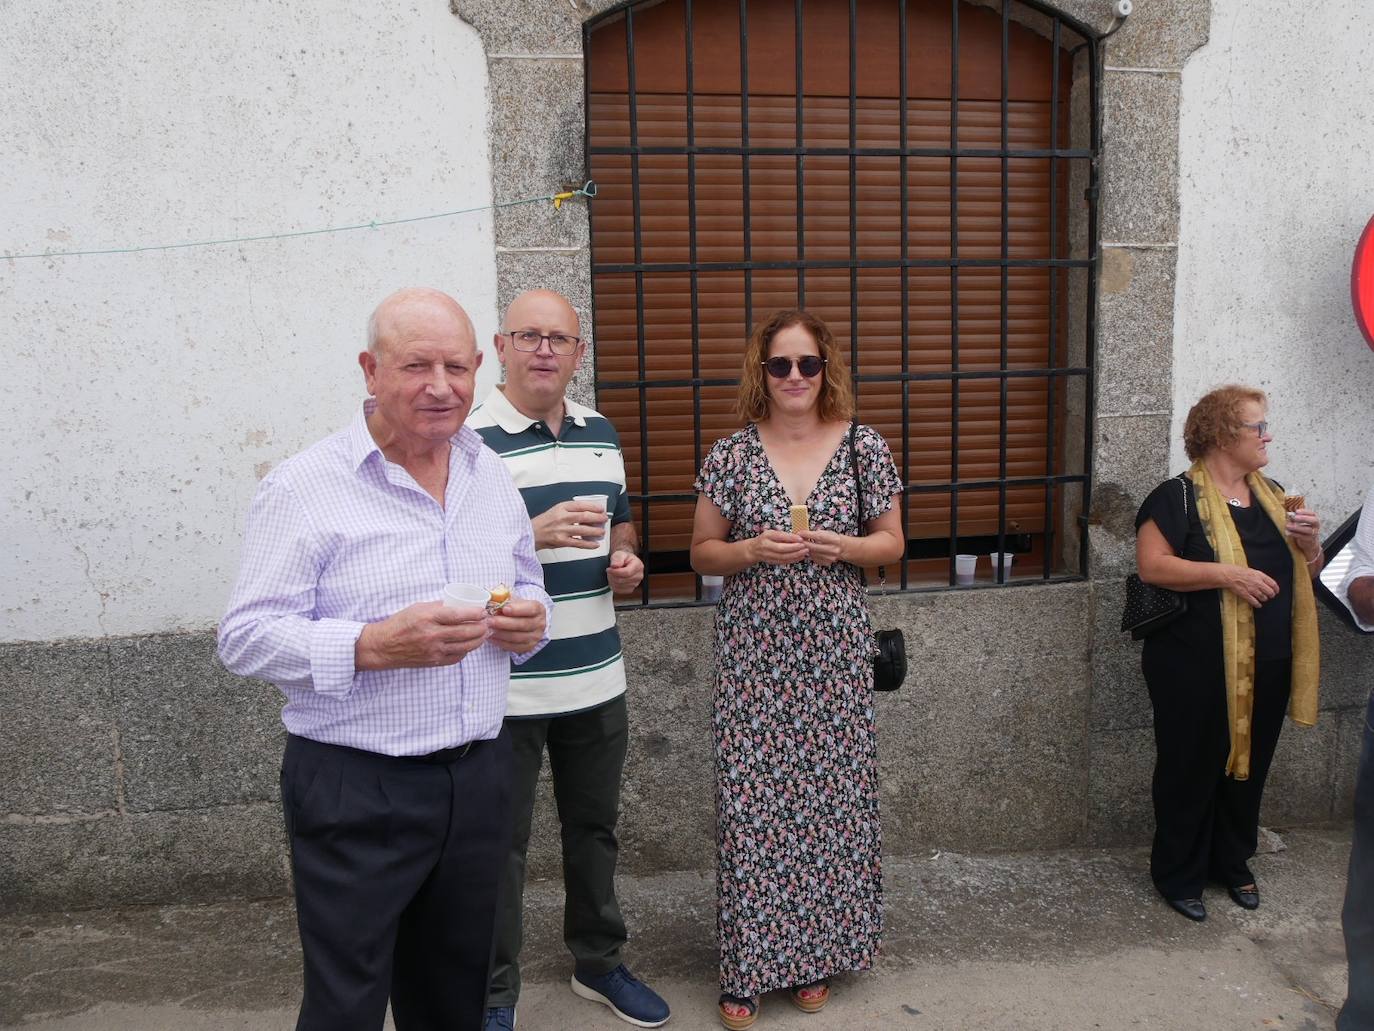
left=1355, top=214, right=1374, bottom=350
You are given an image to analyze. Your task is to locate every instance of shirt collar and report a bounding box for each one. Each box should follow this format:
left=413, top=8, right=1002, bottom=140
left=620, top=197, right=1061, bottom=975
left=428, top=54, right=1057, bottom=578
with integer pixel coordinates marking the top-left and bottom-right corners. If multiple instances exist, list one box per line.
left=347, top=398, right=482, bottom=471
left=481, top=384, right=589, bottom=434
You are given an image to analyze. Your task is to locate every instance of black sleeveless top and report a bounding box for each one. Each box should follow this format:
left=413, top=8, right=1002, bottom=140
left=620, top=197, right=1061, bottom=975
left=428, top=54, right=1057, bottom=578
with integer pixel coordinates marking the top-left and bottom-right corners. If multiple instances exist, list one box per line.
left=1134, top=475, right=1294, bottom=661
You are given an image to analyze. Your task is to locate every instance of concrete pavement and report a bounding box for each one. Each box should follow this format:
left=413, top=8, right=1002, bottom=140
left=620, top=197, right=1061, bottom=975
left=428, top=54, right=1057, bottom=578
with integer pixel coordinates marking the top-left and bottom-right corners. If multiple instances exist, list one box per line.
left=1, top=827, right=1352, bottom=1030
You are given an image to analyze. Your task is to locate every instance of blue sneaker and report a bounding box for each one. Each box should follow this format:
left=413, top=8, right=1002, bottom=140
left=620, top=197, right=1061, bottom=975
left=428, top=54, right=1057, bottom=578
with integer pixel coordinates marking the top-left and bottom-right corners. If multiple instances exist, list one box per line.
left=570, top=964, right=670, bottom=1028
left=482, top=1006, right=516, bottom=1031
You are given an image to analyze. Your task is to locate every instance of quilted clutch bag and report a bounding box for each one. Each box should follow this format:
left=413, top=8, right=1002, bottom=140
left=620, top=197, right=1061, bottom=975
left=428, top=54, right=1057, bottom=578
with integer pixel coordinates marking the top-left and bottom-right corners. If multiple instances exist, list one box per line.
left=1120, top=573, right=1187, bottom=640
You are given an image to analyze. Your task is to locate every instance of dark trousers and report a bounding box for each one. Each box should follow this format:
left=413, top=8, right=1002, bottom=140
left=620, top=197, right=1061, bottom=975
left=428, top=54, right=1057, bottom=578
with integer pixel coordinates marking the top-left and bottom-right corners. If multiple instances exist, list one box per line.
left=1146, top=654, right=1292, bottom=898
left=1340, top=690, right=1374, bottom=1030
left=487, top=695, right=629, bottom=1007
left=281, top=731, right=512, bottom=1031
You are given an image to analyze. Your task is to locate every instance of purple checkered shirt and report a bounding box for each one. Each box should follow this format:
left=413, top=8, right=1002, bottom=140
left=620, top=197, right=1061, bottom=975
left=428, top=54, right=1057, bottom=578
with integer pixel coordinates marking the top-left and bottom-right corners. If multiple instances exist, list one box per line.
left=218, top=400, right=551, bottom=756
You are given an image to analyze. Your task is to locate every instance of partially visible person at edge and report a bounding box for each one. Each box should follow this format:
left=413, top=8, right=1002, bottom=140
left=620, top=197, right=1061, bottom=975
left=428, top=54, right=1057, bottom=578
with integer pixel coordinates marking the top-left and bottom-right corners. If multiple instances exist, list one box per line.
left=466, top=289, right=670, bottom=1031
left=1339, top=484, right=1374, bottom=1029
left=1134, top=384, right=1322, bottom=923
left=218, top=287, right=551, bottom=1031
left=688, top=309, right=903, bottom=1030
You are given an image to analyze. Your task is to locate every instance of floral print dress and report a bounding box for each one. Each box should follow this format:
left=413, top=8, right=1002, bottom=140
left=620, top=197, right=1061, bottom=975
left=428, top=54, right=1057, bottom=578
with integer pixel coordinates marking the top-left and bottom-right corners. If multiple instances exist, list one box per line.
left=694, top=421, right=902, bottom=998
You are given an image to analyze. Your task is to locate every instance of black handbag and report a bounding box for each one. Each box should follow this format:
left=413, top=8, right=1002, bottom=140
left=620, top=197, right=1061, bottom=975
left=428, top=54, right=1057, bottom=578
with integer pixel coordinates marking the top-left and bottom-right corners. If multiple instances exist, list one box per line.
left=849, top=421, right=907, bottom=691
left=1121, top=574, right=1187, bottom=639
left=1120, top=475, right=1190, bottom=640
left=872, top=627, right=908, bottom=692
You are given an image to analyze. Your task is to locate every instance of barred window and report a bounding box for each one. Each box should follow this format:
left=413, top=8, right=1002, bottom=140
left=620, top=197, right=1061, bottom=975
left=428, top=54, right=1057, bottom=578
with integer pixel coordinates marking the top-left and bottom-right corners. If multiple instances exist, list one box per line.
left=586, top=0, right=1100, bottom=604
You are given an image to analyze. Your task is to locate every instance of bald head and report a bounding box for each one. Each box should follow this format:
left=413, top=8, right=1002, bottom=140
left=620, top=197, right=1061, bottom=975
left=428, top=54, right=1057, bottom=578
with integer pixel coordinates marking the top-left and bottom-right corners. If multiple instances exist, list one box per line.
left=368, top=287, right=476, bottom=358
left=358, top=287, right=483, bottom=456
left=501, top=290, right=581, bottom=338
left=494, top=289, right=585, bottom=418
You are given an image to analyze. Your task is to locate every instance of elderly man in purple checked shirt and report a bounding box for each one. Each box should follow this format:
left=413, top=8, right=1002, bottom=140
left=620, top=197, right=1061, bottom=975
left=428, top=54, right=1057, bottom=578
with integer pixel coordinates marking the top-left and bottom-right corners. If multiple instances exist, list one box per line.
left=218, top=287, right=551, bottom=1031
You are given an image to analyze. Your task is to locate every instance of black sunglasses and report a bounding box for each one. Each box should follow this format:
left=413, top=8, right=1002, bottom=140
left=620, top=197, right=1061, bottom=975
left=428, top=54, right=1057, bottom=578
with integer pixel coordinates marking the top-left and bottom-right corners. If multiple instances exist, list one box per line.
left=762, top=355, right=826, bottom=379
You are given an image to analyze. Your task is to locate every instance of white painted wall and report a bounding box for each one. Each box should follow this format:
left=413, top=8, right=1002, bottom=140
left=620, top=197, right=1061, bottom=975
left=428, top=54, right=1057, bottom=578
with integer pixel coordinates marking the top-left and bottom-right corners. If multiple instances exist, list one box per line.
left=9, top=0, right=1370, bottom=643
left=1174, top=0, right=1374, bottom=519
left=1, top=1, right=499, bottom=642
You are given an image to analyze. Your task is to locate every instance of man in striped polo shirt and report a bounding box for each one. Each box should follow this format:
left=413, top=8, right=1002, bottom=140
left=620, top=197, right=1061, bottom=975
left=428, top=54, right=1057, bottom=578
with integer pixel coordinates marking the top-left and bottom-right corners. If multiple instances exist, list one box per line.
left=469, top=290, right=670, bottom=1031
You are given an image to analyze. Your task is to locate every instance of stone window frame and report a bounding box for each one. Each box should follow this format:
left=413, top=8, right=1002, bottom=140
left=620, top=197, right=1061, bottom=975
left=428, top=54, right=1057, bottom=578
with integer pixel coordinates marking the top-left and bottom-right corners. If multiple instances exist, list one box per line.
left=453, top=0, right=1210, bottom=589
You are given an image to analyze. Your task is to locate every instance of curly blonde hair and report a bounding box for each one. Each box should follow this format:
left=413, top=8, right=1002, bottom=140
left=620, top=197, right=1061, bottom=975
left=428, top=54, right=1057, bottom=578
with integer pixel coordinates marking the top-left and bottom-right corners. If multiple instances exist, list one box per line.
left=1182, top=384, right=1268, bottom=461
left=736, top=309, right=854, bottom=423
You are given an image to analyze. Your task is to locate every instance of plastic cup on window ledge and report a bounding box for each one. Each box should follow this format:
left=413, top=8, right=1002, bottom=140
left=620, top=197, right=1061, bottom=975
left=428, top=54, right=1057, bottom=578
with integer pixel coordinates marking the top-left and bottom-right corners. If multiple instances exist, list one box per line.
left=955, top=554, right=978, bottom=585
left=701, top=575, right=724, bottom=604
left=989, top=551, right=1015, bottom=582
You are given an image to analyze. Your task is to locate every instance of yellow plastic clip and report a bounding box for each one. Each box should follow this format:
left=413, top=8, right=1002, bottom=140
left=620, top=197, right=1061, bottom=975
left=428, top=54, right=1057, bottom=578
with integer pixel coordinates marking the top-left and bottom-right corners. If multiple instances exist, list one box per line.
left=551, top=180, right=597, bottom=211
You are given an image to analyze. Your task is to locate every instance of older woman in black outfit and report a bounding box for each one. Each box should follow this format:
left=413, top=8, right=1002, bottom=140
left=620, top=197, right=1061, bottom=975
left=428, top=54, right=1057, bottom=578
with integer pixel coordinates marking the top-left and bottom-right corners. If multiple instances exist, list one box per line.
left=1134, top=385, right=1323, bottom=922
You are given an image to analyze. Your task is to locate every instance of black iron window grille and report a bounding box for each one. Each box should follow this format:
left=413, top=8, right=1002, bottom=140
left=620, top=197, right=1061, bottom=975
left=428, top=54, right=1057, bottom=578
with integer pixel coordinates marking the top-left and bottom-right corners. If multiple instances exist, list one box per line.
left=585, top=0, right=1103, bottom=606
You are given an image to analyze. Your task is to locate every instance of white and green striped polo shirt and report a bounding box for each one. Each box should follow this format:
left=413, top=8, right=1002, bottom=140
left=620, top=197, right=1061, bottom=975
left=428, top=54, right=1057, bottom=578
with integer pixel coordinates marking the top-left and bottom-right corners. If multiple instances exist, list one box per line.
left=467, top=386, right=630, bottom=718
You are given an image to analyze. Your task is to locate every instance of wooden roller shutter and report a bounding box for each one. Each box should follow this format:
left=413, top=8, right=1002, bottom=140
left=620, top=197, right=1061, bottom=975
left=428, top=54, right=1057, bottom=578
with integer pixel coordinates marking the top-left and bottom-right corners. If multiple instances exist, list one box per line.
left=587, top=0, right=1077, bottom=597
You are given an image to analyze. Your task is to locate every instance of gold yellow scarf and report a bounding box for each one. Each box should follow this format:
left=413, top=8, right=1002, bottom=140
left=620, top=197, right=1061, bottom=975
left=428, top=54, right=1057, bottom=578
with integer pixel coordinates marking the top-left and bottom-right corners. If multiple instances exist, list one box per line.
left=1188, top=461, right=1319, bottom=779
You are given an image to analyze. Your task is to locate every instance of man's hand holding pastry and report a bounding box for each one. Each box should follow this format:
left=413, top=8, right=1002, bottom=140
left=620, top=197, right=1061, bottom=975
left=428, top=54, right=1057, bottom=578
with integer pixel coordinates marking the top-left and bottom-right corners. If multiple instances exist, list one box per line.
left=488, top=596, right=548, bottom=654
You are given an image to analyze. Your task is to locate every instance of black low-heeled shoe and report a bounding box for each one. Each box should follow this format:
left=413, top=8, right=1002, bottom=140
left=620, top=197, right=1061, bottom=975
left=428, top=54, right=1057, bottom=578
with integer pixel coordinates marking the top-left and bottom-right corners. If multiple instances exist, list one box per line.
left=1166, top=896, right=1207, bottom=921
left=1227, top=884, right=1260, bottom=910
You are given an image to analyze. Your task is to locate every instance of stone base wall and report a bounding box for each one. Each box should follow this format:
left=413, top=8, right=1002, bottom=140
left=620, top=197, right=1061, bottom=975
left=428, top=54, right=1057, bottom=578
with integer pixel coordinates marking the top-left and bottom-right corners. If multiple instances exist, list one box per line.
left=4, top=583, right=1367, bottom=912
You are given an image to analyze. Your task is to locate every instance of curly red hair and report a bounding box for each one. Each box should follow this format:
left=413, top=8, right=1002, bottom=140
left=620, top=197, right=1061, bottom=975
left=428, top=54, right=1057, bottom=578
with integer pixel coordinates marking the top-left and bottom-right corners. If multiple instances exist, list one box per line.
left=1182, top=384, right=1267, bottom=461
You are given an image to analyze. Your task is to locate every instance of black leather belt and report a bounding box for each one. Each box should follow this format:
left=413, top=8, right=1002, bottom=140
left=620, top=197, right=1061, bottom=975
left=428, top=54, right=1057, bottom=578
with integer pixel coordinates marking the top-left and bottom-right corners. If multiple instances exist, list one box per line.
left=415, top=739, right=478, bottom=764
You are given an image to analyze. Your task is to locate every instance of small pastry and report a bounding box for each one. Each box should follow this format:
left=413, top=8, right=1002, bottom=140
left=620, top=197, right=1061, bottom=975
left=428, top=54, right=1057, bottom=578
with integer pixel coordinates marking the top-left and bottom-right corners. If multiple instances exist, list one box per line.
left=1282, top=493, right=1305, bottom=515
left=487, top=583, right=511, bottom=613
left=789, top=505, right=809, bottom=534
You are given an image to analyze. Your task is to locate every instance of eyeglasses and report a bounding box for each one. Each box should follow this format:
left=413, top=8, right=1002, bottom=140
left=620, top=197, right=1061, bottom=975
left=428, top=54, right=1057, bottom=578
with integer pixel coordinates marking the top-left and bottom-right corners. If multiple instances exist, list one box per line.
left=762, top=355, right=826, bottom=379
left=506, top=330, right=582, bottom=355
left=1241, top=420, right=1269, bottom=437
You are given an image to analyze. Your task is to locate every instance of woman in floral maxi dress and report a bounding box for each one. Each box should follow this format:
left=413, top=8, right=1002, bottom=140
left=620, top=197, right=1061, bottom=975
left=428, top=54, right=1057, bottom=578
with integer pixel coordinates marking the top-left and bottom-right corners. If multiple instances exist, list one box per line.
left=691, top=310, right=904, bottom=1030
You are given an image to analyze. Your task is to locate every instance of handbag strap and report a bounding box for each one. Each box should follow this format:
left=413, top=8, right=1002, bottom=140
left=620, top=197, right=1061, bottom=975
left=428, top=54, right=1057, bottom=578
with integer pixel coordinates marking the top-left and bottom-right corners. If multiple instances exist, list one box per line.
left=848, top=420, right=887, bottom=589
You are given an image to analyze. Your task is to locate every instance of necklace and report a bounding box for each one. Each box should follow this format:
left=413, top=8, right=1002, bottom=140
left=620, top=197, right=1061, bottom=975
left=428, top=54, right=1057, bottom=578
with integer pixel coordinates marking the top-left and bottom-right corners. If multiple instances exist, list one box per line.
left=1203, top=462, right=1248, bottom=508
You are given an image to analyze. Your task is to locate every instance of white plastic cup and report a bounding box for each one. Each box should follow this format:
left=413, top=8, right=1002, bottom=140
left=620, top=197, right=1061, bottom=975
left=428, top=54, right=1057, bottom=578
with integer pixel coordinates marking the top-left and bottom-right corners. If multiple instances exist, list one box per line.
left=573, top=494, right=611, bottom=557
left=701, top=574, right=724, bottom=604
left=955, top=553, right=978, bottom=585
left=442, top=582, right=489, bottom=613
left=989, top=551, right=1015, bottom=581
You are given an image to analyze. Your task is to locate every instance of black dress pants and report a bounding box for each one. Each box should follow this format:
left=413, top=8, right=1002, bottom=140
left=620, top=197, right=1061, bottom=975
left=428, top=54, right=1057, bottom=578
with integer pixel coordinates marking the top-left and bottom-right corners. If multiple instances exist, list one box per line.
left=1145, top=652, right=1292, bottom=899
left=487, top=695, right=629, bottom=1007
left=281, top=730, right=512, bottom=1031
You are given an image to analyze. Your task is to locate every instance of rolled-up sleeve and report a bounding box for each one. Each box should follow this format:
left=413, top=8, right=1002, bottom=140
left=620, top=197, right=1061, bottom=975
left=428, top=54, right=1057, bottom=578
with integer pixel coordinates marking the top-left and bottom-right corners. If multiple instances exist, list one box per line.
left=217, top=476, right=364, bottom=696
left=1342, top=487, right=1374, bottom=632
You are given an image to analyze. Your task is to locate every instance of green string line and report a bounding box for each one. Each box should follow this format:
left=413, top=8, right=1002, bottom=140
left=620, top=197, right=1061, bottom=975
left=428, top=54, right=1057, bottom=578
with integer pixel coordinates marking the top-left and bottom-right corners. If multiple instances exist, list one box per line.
left=3, top=180, right=598, bottom=261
